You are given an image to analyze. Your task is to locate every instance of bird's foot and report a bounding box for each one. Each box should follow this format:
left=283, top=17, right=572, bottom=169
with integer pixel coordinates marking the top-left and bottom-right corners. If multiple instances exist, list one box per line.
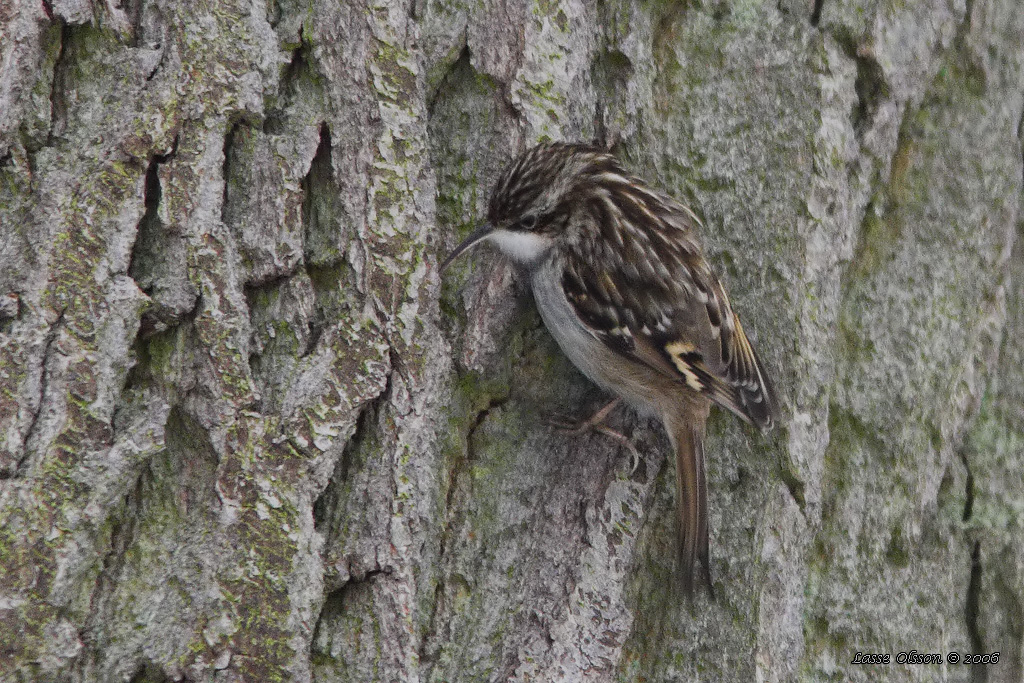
left=545, top=398, right=642, bottom=474
left=545, top=398, right=621, bottom=435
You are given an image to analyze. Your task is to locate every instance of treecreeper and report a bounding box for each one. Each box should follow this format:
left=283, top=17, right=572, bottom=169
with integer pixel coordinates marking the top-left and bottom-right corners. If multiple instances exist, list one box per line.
left=441, top=142, right=778, bottom=596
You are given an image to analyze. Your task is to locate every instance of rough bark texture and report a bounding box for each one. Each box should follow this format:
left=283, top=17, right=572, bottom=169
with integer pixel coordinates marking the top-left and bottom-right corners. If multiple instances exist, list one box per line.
left=1, top=0, right=1022, bottom=680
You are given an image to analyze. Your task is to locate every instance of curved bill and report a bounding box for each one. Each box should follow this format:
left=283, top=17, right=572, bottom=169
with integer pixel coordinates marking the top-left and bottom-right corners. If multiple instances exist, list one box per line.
left=440, top=222, right=494, bottom=272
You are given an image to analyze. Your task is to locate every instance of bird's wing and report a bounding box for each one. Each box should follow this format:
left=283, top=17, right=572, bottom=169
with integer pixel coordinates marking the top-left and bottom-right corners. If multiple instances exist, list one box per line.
left=562, top=187, right=778, bottom=430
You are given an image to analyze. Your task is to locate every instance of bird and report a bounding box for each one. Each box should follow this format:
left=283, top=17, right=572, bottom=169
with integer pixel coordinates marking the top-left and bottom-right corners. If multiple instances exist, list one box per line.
left=440, top=142, right=778, bottom=596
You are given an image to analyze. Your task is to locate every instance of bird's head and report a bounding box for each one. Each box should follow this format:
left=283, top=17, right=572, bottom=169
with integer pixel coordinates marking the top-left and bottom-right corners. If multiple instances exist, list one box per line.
left=441, top=142, right=618, bottom=270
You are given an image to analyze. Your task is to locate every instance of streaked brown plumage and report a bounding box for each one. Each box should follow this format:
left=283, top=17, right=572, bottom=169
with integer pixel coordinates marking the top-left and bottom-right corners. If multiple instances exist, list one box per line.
left=442, top=142, right=778, bottom=595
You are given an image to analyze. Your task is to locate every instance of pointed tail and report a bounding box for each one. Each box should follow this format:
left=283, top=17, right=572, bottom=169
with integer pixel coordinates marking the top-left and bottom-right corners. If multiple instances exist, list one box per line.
left=666, top=412, right=713, bottom=598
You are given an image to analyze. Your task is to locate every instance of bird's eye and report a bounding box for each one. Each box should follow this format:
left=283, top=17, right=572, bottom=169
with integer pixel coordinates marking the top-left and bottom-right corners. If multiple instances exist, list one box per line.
left=518, top=214, right=538, bottom=231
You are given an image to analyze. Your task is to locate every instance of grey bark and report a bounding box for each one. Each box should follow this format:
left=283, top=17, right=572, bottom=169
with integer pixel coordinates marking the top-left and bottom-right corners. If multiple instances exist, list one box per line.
left=0, top=0, right=1022, bottom=680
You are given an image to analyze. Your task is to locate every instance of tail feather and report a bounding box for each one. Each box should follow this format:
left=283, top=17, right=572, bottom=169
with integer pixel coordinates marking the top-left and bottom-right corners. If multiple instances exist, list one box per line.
left=668, top=414, right=713, bottom=598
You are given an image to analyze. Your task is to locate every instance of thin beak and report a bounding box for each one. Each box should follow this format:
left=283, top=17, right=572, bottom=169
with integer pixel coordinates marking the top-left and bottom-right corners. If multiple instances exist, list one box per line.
left=440, top=222, right=494, bottom=272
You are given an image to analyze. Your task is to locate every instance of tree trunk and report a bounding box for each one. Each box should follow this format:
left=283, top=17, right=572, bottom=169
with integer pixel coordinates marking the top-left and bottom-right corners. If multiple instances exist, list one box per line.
left=1, top=0, right=1022, bottom=680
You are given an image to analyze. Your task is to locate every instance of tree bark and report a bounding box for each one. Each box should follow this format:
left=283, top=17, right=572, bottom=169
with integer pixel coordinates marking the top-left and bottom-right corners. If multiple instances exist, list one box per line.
left=1, top=0, right=1022, bottom=680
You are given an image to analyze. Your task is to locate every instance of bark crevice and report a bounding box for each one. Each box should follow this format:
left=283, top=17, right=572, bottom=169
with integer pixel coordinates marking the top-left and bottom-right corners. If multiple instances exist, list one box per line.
left=964, top=541, right=986, bottom=682
left=810, top=0, right=824, bottom=26
left=15, top=307, right=66, bottom=476
left=47, top=21, right=74, bottom=146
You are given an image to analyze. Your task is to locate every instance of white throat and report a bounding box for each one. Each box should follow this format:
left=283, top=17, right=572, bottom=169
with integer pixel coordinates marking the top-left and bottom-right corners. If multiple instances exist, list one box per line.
left=487, top=229, right=554, bottom=267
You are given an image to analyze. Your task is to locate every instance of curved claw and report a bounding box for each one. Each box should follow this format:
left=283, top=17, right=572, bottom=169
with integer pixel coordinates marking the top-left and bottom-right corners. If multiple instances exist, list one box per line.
left=593, top=425, right=642, bottom=474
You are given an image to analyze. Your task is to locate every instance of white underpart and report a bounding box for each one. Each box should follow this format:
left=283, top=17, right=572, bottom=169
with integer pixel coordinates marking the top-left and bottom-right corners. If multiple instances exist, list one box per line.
left=487, top=229, right=554, bottom=266
left=531, top=257, right=661, bottom=418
